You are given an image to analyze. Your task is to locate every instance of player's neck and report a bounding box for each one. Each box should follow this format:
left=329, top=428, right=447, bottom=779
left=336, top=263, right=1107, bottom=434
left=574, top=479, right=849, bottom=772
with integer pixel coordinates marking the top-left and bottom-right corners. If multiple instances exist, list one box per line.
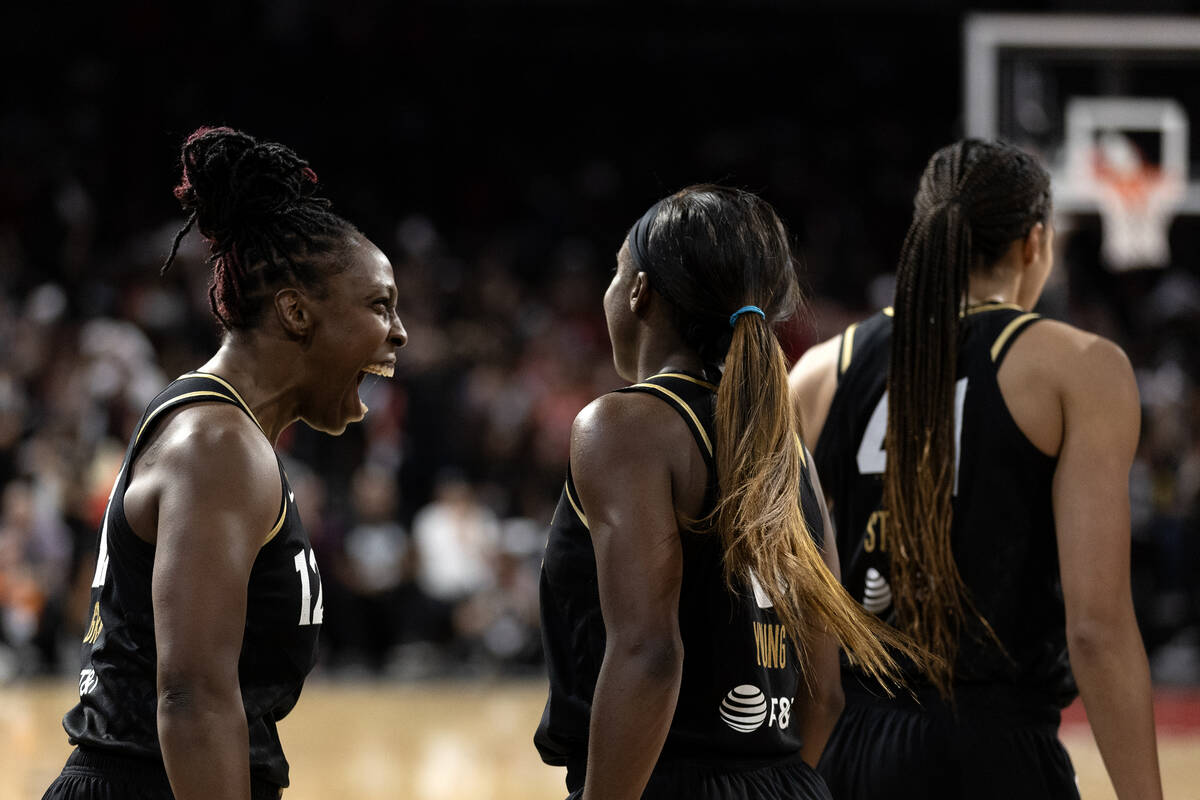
left=196, top=335, right=304, bottom=445
left=966, top=271, right=1021, bottom=308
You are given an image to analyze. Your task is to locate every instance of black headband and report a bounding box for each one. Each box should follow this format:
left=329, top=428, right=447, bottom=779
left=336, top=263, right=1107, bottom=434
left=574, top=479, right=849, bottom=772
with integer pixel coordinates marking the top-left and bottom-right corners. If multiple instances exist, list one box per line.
left=627, top=198, right=665, bottom=275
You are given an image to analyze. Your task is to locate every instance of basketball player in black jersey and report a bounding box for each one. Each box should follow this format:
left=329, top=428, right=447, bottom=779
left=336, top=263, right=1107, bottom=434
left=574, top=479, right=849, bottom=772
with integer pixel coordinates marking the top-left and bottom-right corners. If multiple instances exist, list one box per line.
left=536, top=186, right=928, bottom=800
left=790, top=140, right=1162, bottom=799
left=42, top=127, right=406, bottom=800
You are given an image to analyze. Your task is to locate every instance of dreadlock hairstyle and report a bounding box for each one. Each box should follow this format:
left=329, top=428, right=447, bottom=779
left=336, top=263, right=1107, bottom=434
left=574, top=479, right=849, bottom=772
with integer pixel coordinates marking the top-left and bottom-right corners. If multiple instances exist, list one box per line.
left=629, top=185, right=931, bottom=693
left=162, top=126, right=360, bottom=330
left=884, top=139, right=1052, bottom=697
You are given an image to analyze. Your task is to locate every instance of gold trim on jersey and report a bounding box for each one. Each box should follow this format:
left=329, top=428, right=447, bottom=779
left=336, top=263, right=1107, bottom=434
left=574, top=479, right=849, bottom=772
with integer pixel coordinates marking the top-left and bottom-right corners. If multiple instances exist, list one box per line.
left=839, top=323, right=860, bottom=375
left=134, top=391, right=234, bottom=446
left=136, top=382, right=287, bottom=548
left=651, top=372, right=718, bottom=391
left=990, top=313, right=1039, bottom=362
left=564, top=479, right=589, bottom=529
left=263, top=502, right=287, bottom=545
left=840, top=304, right=1029, bottom=375
left=794, top=433, right=808, bottom=468
left=180, top=372, right=265, bottom=433
left=629, top=382, right=714, bottom=457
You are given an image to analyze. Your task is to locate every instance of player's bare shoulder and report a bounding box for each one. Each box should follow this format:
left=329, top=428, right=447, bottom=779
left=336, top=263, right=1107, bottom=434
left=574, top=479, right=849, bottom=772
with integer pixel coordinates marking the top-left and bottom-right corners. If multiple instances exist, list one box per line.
left=127, top=402, right=281, bottom=544
left=999, top=318, right=1138, bottom=456
left=1006, top=318, right=1134, bottom=387
left=789, top=335, right=841, bottom=446
left=571, top=390, right=693, bottom=468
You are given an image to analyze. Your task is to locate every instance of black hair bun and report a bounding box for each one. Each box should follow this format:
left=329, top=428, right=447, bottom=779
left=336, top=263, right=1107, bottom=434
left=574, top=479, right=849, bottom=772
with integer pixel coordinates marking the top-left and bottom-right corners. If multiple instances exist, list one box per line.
left=173, top=126, right=323, bottom=242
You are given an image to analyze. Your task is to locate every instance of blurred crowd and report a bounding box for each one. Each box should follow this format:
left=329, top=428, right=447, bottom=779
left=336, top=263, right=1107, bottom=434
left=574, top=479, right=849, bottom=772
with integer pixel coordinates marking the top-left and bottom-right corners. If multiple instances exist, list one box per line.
left=2, top=192, right=1199, bottom=686
left=1, top=2, right=1198, bottom=686
left=0, top=183, right=631, bottom=680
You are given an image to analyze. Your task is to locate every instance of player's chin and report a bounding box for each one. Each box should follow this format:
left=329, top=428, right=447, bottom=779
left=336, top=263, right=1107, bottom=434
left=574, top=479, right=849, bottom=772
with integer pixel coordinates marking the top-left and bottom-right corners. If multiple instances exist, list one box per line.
left=304, top=403, right=367, bottom=436
left=305, top=416, right=356, bottom=436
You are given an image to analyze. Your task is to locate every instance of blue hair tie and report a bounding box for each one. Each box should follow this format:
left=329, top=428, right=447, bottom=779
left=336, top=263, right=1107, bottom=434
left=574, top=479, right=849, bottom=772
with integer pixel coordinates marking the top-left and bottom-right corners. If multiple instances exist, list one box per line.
left=729, top=305, right=766, bottom=327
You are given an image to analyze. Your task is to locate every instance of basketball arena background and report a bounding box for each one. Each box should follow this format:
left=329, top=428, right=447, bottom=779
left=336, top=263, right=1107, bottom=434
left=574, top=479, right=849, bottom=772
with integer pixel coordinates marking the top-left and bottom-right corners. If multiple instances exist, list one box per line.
left=0, top=1, right=1198, bottom=797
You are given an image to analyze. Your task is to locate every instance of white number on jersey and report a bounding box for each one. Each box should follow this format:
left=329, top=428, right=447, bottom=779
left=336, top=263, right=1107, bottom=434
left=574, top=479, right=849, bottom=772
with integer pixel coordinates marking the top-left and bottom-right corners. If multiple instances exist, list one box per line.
left=856, top=378, right=968, bottom=494
left=294, top=548, right=324, bottom=626
left=90, top=466, right=125, bottom=589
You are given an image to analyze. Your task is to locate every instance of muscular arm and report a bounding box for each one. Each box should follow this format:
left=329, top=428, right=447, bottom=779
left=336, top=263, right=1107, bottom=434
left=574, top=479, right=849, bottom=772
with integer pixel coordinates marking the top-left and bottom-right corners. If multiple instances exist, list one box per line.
left=572, top=394, right=686, bottom=800
left=795, top=460, right=845, bottom=767
left=150, top=405, right=280, bottom=800
left=1052, top=336, right=1162, bottom=800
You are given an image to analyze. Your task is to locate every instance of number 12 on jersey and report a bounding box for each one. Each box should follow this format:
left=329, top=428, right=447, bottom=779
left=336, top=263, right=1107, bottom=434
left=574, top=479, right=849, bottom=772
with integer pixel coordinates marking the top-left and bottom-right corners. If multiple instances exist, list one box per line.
left=293, top=548, right=324, bottom=626
left=856, top=378, right=968, bottom=494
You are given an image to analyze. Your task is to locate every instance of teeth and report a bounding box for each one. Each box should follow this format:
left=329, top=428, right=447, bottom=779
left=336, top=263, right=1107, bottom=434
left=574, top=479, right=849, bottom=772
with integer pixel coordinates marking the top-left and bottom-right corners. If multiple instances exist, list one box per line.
left=361, top=363, right=395, bottom=378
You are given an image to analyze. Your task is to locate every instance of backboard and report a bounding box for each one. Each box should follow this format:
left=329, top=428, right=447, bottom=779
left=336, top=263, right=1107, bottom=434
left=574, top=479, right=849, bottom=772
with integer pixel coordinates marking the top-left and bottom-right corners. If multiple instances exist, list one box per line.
left=964, top=15, right=1200, bottom=270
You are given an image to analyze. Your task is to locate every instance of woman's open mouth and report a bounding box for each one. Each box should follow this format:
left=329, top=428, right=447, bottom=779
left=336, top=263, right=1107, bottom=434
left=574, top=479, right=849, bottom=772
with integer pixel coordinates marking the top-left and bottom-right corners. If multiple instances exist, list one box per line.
left=360, top=362, right=395, bottom=378
left=351, top=361, right=395, bottom=419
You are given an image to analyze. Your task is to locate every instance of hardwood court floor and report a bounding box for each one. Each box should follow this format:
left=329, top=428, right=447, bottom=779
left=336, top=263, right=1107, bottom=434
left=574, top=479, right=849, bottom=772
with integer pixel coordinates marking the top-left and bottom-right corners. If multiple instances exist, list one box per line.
left=5, top=680, right=1198, bottom=799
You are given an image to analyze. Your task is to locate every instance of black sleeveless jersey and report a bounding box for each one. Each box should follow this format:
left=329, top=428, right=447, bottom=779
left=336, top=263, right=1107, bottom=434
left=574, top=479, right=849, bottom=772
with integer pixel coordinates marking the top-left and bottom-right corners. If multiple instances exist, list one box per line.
left=814, top=305, right=1075, bottom=708
left=535, top=371, right=826, bottom=771
left=62, top=372, right=323, bottom=790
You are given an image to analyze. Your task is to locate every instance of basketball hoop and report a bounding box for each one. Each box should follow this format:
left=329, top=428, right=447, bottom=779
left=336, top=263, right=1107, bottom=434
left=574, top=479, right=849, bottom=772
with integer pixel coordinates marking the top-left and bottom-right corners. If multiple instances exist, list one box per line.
left=1090, top=133, right=1185, bottom=271
left=1055, top=99, right=1191, bottom=272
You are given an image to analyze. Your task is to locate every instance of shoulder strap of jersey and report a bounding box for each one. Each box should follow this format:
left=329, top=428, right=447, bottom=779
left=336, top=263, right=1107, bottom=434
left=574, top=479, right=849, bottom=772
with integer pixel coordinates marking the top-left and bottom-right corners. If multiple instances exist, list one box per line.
left=987, top=311, right=1042, bottom=367
left=836, top=322, right=860, bottom=380
left=836, top=307, right=894, bottom=381
left=130, top=372, right=285, bottom=544
left=615, top=372, right=716, bottom=473
left=562, top=463, right=589, bottom=530
left=263, top=459, right=290, bottom=546
left=133, top=372, right=265, bottom=449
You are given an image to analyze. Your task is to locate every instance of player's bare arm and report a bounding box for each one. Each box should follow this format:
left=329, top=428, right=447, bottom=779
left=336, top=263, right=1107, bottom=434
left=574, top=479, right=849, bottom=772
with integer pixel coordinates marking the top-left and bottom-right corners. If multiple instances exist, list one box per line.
left=572, top=391, right=692, bottom=800
left=1014, top=321, right=1163, bottom=800
left=137, top=404, right=281, bottom=800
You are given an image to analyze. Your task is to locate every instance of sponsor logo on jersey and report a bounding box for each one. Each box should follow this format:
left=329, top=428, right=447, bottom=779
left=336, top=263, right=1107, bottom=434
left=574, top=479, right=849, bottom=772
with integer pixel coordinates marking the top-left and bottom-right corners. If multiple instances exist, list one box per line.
left=719, top=684, right=768, bottom=732
left=863, top=567, right=893, bottom=614
left=718, top=684, right=793, bottom=734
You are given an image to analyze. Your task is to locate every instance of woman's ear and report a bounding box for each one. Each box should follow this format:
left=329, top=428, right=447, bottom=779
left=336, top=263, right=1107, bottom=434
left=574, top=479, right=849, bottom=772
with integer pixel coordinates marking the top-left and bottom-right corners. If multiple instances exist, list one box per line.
left=1022, top=221, right=1046, bottom=267
left=630, top=271, right=651, bottom=315
left=274, top=288, right=311, bottom=341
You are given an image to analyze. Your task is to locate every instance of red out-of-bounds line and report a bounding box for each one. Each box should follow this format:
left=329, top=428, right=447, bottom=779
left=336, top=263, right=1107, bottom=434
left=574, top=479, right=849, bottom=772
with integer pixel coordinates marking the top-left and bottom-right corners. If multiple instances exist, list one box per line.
left=1061, top=689, right=1200, bottom=735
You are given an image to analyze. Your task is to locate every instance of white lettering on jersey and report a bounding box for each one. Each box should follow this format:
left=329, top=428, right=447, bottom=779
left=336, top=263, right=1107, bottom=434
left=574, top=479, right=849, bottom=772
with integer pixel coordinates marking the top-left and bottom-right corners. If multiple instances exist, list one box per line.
left=856, top=378, right=968, bottom=494
left=79, top=668, right=98, bottom=696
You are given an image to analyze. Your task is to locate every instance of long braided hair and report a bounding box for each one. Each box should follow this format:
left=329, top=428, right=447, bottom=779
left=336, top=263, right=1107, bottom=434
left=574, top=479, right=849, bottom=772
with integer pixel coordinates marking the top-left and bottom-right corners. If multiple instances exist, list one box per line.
left=162, top=126, right=359, bottom=330
left=883, top=140, right=1051, bottom=696
left=632, top=185, right=931, bottom=692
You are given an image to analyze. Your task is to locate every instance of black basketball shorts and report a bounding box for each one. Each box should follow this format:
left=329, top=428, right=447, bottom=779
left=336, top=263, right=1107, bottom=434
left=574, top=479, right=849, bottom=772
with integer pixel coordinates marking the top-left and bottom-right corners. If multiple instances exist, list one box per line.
left=42, top=748, right=283, bottom=800
left=817, top=696, right=1080, bottom=800
left=566, top=754, right=833, bottom=800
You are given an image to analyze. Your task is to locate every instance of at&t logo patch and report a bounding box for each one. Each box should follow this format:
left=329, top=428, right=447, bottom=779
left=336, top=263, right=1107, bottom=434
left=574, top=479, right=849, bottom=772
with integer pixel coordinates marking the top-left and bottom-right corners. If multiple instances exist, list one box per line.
left=719, top=684, right=768, bottom=732
left=719, top=684, right=793, bottom=733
